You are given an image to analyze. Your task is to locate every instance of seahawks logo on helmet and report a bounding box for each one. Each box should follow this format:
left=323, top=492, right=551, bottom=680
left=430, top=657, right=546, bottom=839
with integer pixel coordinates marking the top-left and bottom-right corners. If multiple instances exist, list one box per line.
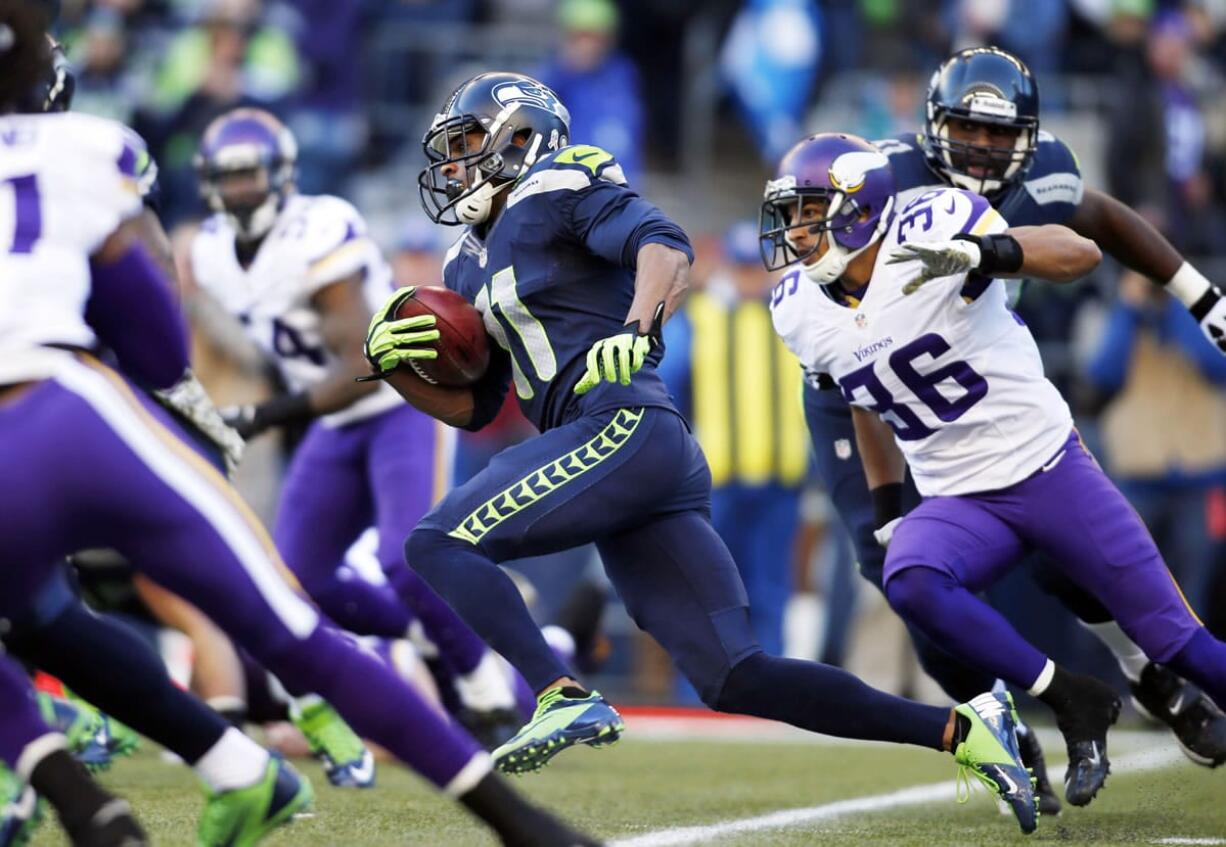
left=491, top=80, right=563, bottom=113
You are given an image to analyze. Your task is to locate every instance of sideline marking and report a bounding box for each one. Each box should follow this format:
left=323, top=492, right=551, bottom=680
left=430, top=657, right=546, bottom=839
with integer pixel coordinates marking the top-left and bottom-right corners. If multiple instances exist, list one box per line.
left=612, top=744, right=1187, bottom=847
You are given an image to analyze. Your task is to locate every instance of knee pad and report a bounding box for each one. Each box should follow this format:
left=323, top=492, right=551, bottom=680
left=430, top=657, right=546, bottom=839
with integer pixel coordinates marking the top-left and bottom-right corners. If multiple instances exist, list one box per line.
left=884, top=566, right=949, bottom=620
left=403, top=526, right=457, bottom=579
left=710, top=650, right=769, bottom=713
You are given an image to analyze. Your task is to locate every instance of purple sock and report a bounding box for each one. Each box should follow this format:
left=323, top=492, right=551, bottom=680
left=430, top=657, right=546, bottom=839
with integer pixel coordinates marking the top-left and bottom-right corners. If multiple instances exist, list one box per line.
left=0, top=657, right=51, bottom=770
left=1168, top=627, right=1226, bottom=711
left=265, top=624, right=484, bottom=790
left=387, top=561, right=490, bottom=675
left=886, top=566, right=1048, bottom=690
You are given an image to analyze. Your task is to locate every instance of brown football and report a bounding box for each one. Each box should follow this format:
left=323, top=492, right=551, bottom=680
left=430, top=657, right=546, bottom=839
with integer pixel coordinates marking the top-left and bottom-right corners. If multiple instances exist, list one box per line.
left=391, top=286, right=490, bottom=387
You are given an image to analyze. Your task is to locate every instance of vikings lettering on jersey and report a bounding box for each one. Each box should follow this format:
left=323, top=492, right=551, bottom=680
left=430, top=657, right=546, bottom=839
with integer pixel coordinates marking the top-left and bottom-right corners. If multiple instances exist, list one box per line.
left=191, top=194, right=401, bottom=426
left=771, top=186, right=1073, bottom=497
left=443, top=145, right=691, bottom=432
left=0, top=112, right=145, bottom=383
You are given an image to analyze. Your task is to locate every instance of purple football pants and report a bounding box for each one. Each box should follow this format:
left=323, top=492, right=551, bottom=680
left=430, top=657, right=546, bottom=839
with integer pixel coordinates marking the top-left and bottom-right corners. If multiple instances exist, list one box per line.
left=275, top=405, right=486, bottom=673
left=885, top=429, right=1226, bottom=708
left=0, top=358, right=486, bottom=793
left=0, top=655, right=56, bottom=773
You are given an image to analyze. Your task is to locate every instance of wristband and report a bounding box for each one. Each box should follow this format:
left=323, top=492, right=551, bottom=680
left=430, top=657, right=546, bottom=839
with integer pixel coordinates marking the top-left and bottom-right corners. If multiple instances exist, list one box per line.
left=953, top=232, right=1024, bottom=275
left=1166, top=261, right=1221, bottom=321
left=255, top=392, right=314, bottom=429
left=871, top=482, right=903, bottom=529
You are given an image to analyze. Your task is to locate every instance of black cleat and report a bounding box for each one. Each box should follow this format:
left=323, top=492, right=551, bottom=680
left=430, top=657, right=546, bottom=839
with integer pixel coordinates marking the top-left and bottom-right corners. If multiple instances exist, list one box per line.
left=66, top=798, right=148, bottom=847
left=1016, top=724, right=1061, bottom=817
left=1130, top=663, right=1226, bottom=768
left=458, top=707, right=526, bottom=752
left=1055, top=676, right=1121, bottom=807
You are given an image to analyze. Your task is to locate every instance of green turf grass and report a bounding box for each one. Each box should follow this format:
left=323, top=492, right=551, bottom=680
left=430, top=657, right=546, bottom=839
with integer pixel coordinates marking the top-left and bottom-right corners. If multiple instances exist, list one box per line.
left=25, top=732, right=1226, bottom=845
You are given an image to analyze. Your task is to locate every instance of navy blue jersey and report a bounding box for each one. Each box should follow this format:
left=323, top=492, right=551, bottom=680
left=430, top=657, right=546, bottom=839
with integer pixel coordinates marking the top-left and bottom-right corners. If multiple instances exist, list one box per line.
left=443, top=145, right=693, bottom=432
left=873, top=131, right=1083, bottom=227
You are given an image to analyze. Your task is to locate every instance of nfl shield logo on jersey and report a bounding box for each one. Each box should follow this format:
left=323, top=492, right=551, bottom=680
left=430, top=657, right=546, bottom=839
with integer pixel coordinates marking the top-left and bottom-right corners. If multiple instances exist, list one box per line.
left=834, top=439, right=853, bottom=460
left=855, top=312, right=868, bottom=329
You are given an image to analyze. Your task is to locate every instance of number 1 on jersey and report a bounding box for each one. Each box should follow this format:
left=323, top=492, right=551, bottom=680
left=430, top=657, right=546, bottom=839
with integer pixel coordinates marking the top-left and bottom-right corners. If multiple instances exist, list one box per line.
left=5, top=174, right=41, bottom=254
left=475, top=267, right=557, bottom=399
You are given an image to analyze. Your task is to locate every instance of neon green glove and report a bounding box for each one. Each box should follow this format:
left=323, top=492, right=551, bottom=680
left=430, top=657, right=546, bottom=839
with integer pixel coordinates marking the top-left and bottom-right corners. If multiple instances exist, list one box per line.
left=362, top=287, right=441, bottom=378
left=574, top=302, right=664, bottom=396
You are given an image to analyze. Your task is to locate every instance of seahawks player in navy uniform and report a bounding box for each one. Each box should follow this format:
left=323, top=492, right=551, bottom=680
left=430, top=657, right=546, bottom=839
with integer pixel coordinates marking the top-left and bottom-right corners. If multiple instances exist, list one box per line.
left=364, top=71, right=1044, bottom=833
left=793, top=47, right=1226, bottom=807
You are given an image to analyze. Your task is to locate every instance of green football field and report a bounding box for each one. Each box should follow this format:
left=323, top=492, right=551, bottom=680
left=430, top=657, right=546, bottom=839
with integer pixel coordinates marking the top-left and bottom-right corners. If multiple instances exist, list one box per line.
left=27, top=725, right=1226, bottom=846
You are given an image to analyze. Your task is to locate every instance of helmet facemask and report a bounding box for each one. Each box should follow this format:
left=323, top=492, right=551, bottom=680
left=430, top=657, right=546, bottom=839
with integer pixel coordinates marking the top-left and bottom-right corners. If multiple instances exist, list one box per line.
left=419, top=104, right=556, bottom=226
left=199, top=153, right=294, bottom=242
left=927, top=104, right=1037, bottom=196
left=760, top=181, right=894, bottom=286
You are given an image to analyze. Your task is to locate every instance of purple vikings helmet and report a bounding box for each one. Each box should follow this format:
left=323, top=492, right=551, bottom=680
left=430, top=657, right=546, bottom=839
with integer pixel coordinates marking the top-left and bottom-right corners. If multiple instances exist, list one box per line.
left=195, top=108, right=297, bottom=241
left=759, top=133, right=895, bottom=285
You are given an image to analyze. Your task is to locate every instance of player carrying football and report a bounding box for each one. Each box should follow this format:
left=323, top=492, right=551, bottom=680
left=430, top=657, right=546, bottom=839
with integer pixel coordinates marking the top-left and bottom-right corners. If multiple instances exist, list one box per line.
left=364, top=70, right=1041, bottom=833
left=765, top=131, right=1226, bottom=814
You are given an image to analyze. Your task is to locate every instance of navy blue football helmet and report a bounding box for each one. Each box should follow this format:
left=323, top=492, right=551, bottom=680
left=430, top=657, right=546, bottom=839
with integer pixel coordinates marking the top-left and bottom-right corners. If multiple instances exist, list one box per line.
left=419, top=71, right=570, bottom=226
left=923, top=47, right=1039, bottom=195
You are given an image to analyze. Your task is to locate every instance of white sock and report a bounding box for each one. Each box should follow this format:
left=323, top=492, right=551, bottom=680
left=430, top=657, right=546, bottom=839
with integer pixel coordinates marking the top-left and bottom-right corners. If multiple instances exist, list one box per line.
left=1080, top=620, right=1150, bottom=682
left=288, top=693, right=323, bottom=721
left=1027, top=658, right=1057, bottom=697
left=454, top=651, right=516, bottom=711
left=193, top=727, right=270, bottom=793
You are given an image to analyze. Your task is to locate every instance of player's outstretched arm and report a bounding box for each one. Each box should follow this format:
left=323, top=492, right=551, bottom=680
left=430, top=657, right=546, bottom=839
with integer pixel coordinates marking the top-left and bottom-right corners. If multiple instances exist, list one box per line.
left=626, top=243, right=691, bottom=329
left=1003, top=224, right=1102, bottom=283
left=1070, top=188, right=1226, bottom=354
left=310, top=273, right=386, bottom=414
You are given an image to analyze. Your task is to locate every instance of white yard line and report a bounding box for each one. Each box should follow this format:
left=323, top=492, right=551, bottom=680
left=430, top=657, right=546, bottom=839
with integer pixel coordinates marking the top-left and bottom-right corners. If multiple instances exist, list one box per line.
left=1153, top=840, right=1226, bottom=846
left=611, top=743, right=1188, bottom=847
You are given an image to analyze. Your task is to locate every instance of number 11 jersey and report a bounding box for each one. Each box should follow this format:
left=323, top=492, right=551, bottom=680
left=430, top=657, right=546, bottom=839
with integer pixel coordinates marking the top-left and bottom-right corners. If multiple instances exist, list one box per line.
left=770, top=186, right=1072, bottom=497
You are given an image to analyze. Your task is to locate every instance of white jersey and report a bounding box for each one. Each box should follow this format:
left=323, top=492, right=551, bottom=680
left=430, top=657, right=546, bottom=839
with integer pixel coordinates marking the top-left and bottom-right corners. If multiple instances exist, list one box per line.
left=191, top=193, right=400, bottom=427
left=771, top=186, right=1073, bottom=496
left=0, top=112, right=145, bottom=383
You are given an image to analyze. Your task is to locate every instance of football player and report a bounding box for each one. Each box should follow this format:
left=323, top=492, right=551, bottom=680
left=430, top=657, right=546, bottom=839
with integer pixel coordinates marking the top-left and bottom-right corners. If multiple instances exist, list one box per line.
left=0, top=6, right=596, bottom=845
left=794, top=46, right=1226, bottom=805
left=766, top=132, right=1226, bottom=813
left=188, top=107, right=523, bottom=754
left=364, top=71, right=1041, bottom=833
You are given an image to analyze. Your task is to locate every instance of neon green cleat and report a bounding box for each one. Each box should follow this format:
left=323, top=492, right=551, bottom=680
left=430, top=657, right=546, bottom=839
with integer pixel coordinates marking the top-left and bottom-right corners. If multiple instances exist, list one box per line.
left=289, top=700, right=374, bottom=788
left=198, top=756, right=313, bottom=847
left=493, top=688, right=623, bottom=775
left=953, top=692, right=1039, bottom=835
left=0, top=765, right=43, bottom=847
left=36, top=692, right=114, bottom=772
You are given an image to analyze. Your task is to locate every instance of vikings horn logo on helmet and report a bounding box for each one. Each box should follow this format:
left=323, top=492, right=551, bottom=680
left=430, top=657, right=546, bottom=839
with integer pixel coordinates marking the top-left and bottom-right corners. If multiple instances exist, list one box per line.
left=828, top=150, right=890, bottom=194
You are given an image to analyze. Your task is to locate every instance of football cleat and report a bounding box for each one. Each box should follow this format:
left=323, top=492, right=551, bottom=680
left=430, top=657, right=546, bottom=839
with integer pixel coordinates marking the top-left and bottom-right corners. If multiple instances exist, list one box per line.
left=493, top=689, right=623, bottom=775
left=1016, top=723, right=1061, bottom=817
left=0, top=766, right=43, bottom=847
left=1055, top=675, right=1120, bottom=807
left=1130, top=662, right=1226, bottom=768
left=198, top=756, right=313, bottom=847
left=953, top=692, right=1038, bottom=835
left=289, top=700, right=375, bottom=788
left=65, top=797, right=148, bottom=847
left=37, top=693, right=113, bottom=772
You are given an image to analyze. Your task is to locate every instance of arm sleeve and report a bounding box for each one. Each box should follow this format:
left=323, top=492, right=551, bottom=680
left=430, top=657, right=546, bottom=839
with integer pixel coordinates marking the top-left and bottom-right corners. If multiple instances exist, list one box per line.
left=1085, top=301, right=1142, bottom=394
left=464, top=345, right=514, bottom=432
left=566, top=181, right=694, bottom=270
left=1166, top=298, right=1226, bottom=385
left=86, top=242, right=190, bottom=390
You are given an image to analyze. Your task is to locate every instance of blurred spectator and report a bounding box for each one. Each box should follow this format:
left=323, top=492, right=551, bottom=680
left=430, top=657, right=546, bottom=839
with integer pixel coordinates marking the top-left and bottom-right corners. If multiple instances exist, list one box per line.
left=663, top=221, right=808, bottom=657
left=1084, top=270, right=1226, bottom=615
left=138, top=0, right=300, bottom=225
left=535, top=0, right=645, bottom=182
left=284, top=0, right=367, bottom=194
left=67, top=7, right=144, bottom=124
left=390, top=218, right=445, bottom=287
left=721, top=0, right=822, bottom=162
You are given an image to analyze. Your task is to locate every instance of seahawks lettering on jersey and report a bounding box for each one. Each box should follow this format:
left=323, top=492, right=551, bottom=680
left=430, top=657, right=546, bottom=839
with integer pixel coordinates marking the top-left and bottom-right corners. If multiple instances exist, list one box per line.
left=771, top=186, right=1073, bottom=497
left=191, top=193, right=401, bottom=427
left=0, top=112, right=145, bottom=383
left=873, top=131, right=1083, bottom=227
left=442, top=144, right=684, bottom=432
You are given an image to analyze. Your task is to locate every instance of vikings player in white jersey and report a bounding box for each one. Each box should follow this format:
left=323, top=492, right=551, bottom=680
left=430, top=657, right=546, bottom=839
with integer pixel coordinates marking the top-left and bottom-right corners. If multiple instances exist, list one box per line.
left=767, top=133, right=1226, bottom=804
left=0, top=7, right=598, bottom=844
left=189, top=108, right=523, bottom=747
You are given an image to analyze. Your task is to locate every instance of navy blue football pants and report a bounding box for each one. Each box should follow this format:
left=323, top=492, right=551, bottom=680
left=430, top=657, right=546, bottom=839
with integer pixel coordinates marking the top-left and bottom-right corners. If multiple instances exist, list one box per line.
left=409, top=406, right=954, bottom=747
left=802, top=383, right=1115, bottom=702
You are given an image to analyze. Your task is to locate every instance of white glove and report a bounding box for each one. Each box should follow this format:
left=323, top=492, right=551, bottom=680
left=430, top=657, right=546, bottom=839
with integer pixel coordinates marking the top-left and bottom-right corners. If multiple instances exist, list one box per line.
left=155, top=371, right=245, bottom=476
left=873, top=517, right=903, bottom=549
left=887, top=239, right=982, bottom=295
